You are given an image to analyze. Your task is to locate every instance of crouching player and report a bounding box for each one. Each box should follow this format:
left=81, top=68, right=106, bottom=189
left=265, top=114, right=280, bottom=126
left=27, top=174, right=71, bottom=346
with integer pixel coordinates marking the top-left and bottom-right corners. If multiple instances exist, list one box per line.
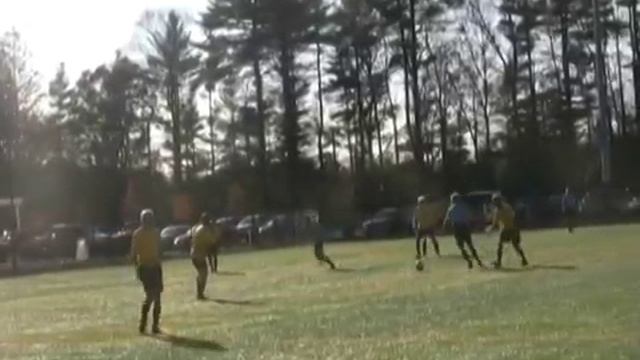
left=191, top=212, right=219, bottom=300
left=443, top=193, right=483, bottom=269
left=487, top=194, right=529, bottom=269
left=130, top=209, right=163, bottom=334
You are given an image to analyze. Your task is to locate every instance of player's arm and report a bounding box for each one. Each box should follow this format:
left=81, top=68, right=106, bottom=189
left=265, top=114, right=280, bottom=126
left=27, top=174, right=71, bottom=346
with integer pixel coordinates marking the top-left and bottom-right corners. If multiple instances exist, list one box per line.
left=441, top=208, right=451, bottom=231
left=129, top=232, right=138, bottom=267
left=486, top=209, right=498, bottom=232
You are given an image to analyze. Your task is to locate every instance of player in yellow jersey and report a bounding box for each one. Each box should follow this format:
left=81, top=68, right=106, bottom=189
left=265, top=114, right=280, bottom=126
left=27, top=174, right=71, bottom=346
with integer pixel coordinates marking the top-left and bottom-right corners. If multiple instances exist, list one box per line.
left=487, top=194, right=529, bottom=269
left=191, top=212, right=219, bottom=300
left=130, top=209, right=163, bottom=334
left=413, top=195, right=442, bottom=261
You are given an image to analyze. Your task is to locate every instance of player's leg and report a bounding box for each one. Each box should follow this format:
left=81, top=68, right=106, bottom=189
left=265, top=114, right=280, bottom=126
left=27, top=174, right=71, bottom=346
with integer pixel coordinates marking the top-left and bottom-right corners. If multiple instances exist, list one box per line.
left=464, top=230, right=483, bottom=267
left=212, top=247, right=219, bottom=272
left=138, top=267, right=152, bottom=333
left=428, top=229, right=441, bottom=257
left=151, top=266, right=163, bottom=334
left=193, top=259, right=207, bottom=299
left=567, top=211, right=575, bottom=233
left=322, top=254, right=336, bottom=270
left=493, top=232, right=506, bottom=269
left=415, top=229, right=424, bottom=259
left=511, top=230, right=529, bottom=266
left=454, top=227, right=473, bottom=268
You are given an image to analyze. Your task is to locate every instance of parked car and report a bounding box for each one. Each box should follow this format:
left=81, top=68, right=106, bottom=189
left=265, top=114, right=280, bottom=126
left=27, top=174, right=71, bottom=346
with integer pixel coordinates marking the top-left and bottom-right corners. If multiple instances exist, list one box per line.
left=0, top=230, right=11, bottom=262
left=258, top=214, right=295, bottom=243
left=235, top=214, right=269, bottom=244
left=97, top=222, right=138, bottom=257
left=160, top=224, right=190, bottom=252
left=581, top=187, right=636, bottom=218
left=361, top=207, right=412, bottom=239
left=27, top=224, right=91, bottom=259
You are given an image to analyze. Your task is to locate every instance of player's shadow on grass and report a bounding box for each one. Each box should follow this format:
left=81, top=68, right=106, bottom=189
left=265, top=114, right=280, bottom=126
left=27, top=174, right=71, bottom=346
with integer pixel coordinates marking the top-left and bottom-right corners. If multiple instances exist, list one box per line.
left=150, top=333, right=227, bottom=352
left=332, top=267, right=357, bottom=273
left=492, top=264, right=578, bottom=273
left=212, top=298, right=264, bottom=306
left=215, top=271, right=246, bottom=276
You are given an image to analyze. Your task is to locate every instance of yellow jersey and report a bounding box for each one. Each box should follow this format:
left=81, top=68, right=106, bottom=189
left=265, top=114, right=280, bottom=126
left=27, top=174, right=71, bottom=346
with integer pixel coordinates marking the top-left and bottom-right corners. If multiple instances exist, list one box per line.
left=415, top=201, right=444, bottom=229
left=191, top=224, right=219, bottom=259
left=493, top=203, right=516, bottom=230
left=130, top=227, right=161, bottom=266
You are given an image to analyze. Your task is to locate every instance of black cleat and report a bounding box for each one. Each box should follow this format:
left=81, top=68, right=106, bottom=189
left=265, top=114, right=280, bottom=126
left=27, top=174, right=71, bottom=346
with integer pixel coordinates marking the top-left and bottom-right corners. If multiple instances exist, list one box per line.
left=151, top=327, right=161, bottom=335
left=138, top=325, right=146, bottom=334
left=522, top=259, right=529, bottom=267
left=492, top=261, right=502, bottom=269
left=467, top=261, right=473, bottom=269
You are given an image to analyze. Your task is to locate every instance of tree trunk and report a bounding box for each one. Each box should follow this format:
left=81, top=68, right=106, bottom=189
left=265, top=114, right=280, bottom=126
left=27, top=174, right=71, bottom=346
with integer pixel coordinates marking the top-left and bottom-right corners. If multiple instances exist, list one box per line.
left=146, top=107, right=153, bottom=174
left=374, top=101, right=383, bottom=167
left=331, top=129, right=338, bottom=169
left=560, top=4, right=574, bottom=141
left=316, top=39, right=325, bottom=170
left=208, top=88, right=216, bottom=174
left=168, top=84, right=182, bottom=184
left=629, top=2, right=640, bottom=132
left=354, top=46, right=366, bottom=169
left=481, top=44, right=491, bottom=154
left=251, top=2, right=268, bottom=208
left=408, top=0, right=424, bottom=166
left=396, top=0, right=415, bottom=158
left=615, top=23, right=627, bottom=137
left=525, top=22, right=538, bottom=138
left=471, top=91, right=480, bottom=163
left=508, top=13, right=518, bottom=137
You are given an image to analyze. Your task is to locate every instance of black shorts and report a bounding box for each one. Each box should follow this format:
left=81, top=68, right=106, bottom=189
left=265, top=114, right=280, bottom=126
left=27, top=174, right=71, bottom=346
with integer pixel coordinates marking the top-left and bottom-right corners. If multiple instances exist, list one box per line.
left=453, top=225, right=471, bottom=244
left=137, top=265, right=163, bottom=294
left=416, top=228, right=435, bottom=238
left=192, top=258, right=208, bottom=273
left=500, top=228, right=521, bottom=243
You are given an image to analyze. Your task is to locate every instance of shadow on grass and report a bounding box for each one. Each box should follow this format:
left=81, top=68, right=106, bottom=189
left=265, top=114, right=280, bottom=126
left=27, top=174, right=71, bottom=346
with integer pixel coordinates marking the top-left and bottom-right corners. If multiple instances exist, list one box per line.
left=332, top=268, right=357, bottom=273
left=491, top=264, right=578, bottom=273
left=149, top=333, right=227, bottom=351
left=212, top=298, right=264, bottom=306
left=214, top=271, right=246, bottom=276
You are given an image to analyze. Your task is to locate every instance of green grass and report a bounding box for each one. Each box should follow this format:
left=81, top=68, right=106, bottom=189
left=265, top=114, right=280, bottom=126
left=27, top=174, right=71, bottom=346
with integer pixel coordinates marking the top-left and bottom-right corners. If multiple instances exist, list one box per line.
left=0, top=225, right=639, bottom=360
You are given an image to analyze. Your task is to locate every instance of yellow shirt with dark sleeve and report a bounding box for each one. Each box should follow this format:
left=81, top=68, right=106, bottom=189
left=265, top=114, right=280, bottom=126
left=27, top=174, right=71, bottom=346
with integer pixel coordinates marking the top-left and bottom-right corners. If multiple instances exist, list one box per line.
left=130, top=227, right=161, bottom=266
left=492, top=203, right=517, bottom=230
left=415, top=202, right=443, bottom=230
left=191, top=225, right=219, bottom=260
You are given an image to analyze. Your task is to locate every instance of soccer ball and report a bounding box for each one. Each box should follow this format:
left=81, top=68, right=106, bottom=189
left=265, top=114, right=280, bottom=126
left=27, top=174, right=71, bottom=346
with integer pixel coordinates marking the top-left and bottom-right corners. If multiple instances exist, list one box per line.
left=415, top=259, right=424, bottom=271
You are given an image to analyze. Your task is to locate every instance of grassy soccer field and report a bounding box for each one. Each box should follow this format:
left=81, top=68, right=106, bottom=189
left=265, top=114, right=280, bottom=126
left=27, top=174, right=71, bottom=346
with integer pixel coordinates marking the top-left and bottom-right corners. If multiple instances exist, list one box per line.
left=0, top=225, right=638, bottom=360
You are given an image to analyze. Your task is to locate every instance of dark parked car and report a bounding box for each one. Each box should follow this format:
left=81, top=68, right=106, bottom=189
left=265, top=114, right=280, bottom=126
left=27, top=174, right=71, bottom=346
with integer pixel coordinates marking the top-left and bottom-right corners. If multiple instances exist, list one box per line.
left=236, top=214, right=268, bottom=244
left=581, top=187, right=636, bottom=219
left=27, top=224, right=91, bottom=259
left=361, top=207, right=413, bottom=239
left=258, top=214, right=295, bottom=243
left=160, top=224, right=190, bottom=252
left=0, top=230, right=11, bottom=262
left=93, top=222, right=138, bottom=258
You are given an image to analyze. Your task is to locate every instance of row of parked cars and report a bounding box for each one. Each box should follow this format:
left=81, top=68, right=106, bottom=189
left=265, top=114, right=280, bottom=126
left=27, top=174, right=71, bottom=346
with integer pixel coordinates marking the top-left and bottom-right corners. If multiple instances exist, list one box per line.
left=1, top=210, right=320, bottom=261
left=2, top=188, right=638, bottom=261
left=356, top=188, right=640, bottom=239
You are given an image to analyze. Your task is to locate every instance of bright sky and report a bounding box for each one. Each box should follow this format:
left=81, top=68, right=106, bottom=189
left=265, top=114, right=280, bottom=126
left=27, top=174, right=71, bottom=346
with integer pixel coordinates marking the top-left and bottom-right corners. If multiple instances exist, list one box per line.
left=0, top=0, right=208, bottom=86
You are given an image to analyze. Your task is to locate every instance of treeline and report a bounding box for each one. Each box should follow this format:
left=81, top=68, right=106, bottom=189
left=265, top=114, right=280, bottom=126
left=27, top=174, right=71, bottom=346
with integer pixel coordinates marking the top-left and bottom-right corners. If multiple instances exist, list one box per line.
left=1, top=0, right=640, bottom=227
